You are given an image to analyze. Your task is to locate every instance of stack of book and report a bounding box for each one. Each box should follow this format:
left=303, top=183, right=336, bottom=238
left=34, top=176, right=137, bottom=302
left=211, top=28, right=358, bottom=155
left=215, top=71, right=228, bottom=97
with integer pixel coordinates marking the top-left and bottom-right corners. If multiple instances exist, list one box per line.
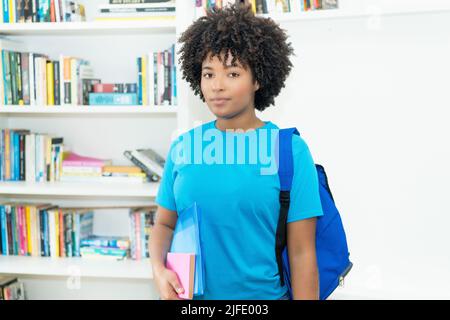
left=0, top=129, right=64, bottom=182
left=123, top=148, right=165, bottom=182
left=88, top=83, right=138, bottom=106
left=137, top=44, right=177, bottom=106
left=95, top=0, right=176, bottom=22
left=61, top=151, right=147, bottom=184
left=195, top=0, right=339, bottom=17
left=0, top=0, right=86, bottom=23
left=129, top=206, right=156, bottom=260
left=0, top=276, right=25, bottom=300
left=80, top=235, right=130, bottom=261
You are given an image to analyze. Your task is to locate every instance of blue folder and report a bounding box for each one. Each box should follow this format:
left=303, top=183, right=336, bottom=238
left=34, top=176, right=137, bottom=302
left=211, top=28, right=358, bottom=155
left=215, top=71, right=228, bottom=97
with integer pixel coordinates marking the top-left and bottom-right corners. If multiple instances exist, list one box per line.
left=169, top=202, right=204, bottom=296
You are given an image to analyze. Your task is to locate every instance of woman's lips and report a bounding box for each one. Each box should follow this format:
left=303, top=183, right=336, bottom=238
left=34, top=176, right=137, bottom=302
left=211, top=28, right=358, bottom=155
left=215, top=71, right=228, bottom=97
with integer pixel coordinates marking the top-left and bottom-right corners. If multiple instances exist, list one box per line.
left=211, top=98, right=230, bottom=106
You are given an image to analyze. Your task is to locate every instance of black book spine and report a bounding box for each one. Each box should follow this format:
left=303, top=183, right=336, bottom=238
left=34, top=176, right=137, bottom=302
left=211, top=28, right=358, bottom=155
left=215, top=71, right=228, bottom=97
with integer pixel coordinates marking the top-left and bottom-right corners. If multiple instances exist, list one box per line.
left=163, top=50, right=169, bottom=105
left=53, top=61, right=60, bottom=105
left=10, top=52, right=17, bottom=105
left=6, top=207, right=13, bottom=255
left=19, top=134, right=25, bottom=181
left=16, top=52, right=23, bottom=105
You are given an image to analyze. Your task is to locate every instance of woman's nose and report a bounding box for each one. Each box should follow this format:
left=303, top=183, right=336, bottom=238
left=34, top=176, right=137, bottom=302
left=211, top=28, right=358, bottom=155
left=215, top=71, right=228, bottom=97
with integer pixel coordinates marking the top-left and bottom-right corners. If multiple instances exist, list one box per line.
left=211, top=75, right=225, bottom=91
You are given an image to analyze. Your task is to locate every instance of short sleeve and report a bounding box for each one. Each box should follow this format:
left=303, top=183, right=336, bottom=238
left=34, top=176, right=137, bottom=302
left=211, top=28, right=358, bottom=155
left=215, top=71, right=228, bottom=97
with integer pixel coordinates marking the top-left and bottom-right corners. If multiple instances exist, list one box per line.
left=287, top=135, right=324, bottom=223
left=155, top=140, right=178, bottom=212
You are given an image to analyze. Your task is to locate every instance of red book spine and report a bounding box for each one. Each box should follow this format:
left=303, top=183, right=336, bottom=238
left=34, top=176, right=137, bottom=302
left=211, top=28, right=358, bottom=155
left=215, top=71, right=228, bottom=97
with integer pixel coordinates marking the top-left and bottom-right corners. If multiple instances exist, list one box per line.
left=50, top=0, right=56, bottom=22
left=93, top=83, right=115, bottom=93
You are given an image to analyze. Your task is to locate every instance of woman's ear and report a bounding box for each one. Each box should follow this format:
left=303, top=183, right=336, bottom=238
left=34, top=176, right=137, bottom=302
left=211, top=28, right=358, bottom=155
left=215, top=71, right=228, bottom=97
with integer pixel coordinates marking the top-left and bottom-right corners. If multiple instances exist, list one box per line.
left=255, top=81, right=260, bottom=91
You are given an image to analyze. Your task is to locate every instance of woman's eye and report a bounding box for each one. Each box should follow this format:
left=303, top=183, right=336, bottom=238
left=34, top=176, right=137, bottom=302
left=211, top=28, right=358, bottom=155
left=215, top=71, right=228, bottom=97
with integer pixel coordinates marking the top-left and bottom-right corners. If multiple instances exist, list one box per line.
left=229, top=73, right=239, bottom=78
left=203, top=73, right=212, bottom=78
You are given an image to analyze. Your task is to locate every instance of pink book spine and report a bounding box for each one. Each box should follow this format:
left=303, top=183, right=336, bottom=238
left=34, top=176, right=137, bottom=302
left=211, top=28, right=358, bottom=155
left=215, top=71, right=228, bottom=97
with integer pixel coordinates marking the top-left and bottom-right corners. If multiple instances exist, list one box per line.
left=22, top=207, right=28, bottom=256
left=17, top=207, right=24, bottom=256
left=62, top=160, right=105, bottom=167
left=19, top=207, right=27, bottom=256
left=135, top=213, right=141, bottom=261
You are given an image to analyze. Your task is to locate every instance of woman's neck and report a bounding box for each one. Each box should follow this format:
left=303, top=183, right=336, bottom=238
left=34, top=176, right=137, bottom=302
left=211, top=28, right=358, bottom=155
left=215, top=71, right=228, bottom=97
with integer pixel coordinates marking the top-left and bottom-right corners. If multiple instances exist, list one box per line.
left=215, top=109, right=265, bottom=132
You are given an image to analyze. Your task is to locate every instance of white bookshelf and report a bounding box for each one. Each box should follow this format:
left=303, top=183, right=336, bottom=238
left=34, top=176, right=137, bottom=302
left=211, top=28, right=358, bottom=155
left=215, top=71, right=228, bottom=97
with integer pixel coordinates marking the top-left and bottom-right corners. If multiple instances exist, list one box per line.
left=0, top=181, right=159, bottom=198
left=0, top=256, right=153, bottom=279
left=0, top=20, right=176, bottom=36
left=0, top=105, right=178, bottom=116
left=0, top=0, right=192, bottom=300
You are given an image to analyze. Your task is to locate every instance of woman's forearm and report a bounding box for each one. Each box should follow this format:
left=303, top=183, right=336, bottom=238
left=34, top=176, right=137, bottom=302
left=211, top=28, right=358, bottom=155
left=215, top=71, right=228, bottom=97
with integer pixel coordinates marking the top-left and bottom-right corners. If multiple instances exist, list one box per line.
left=150, top=223, right=174, bottom=275
left=290, top=253, right=320, bottom=300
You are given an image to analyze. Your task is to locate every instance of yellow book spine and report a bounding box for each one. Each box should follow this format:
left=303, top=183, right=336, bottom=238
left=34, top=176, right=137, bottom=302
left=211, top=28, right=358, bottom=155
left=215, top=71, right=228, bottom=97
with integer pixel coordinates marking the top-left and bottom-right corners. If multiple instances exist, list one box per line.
left=251, top=0, right=257, bottom=14
left=26, top=206, right=32, bottom=256
left=46, top=62, right=54, bottom=105
left=9, top=0, right=14, bottom=23
left=142, top=55, right=148, bottom=106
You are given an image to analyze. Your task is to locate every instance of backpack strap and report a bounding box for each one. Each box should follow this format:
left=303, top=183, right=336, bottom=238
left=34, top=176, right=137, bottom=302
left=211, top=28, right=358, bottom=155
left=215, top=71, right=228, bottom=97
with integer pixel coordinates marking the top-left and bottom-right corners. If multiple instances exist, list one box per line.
left=275, top=128, right=299, bottom=287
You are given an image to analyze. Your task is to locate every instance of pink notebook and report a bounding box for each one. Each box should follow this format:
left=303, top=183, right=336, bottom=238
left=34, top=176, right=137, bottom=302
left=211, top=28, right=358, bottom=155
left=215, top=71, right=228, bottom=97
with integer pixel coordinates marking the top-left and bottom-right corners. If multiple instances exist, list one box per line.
left=62, top=151, right=111, bottom=167
left=165, top=252, right=195, bottom=299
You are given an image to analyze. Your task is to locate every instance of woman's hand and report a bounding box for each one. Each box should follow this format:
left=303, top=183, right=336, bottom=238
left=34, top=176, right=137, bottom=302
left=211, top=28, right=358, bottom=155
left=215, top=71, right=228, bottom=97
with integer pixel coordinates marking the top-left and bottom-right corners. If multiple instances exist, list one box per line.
left=154, top=266, right=185, bottom=300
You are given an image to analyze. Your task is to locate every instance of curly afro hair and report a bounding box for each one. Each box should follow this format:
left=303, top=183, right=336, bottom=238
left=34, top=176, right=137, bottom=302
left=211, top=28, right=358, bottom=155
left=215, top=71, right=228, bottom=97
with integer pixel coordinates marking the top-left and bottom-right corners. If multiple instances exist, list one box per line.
left=177, top=2, right=295, bottom=112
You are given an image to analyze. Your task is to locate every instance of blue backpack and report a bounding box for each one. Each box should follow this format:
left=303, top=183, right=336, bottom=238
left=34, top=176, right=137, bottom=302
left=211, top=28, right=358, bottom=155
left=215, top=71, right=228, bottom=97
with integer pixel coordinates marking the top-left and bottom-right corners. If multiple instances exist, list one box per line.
left=275, top=128, right=353, bottom=300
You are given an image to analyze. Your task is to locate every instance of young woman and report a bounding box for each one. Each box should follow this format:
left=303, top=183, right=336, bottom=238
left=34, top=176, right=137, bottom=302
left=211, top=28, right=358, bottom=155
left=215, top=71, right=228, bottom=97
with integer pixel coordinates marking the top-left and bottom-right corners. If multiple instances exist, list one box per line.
left=150, top=3, right=323, bottom=300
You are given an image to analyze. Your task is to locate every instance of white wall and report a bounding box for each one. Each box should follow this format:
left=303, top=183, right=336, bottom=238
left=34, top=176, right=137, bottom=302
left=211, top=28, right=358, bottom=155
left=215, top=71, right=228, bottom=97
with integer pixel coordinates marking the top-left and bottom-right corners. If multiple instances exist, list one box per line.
left=190, top=4, right=450, bottom=299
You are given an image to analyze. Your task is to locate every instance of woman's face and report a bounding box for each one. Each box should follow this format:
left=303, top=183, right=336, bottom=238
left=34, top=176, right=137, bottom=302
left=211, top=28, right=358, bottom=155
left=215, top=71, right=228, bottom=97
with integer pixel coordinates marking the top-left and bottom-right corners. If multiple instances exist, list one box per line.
left=200, top=51, right=259, bottom=120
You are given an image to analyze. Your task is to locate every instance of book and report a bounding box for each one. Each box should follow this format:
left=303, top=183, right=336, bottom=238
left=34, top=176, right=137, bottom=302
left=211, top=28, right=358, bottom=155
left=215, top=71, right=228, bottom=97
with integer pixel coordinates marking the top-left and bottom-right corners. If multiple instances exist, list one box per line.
left=165, top=252, right=195, bottom=300
left=170, top=202, right=204, bottom=296
left=123, top=150, right=160, bottom=182
left=0, top=276, right=25, bottom=300
left=132, top=148, right=165, bottom=178
left=109, top=0, right=173, bottom=4
left=88, top=93, right=138, bottom=105
left=62, top=151, right=112, bottom=167
left=80, top=235, right=130, bottom=250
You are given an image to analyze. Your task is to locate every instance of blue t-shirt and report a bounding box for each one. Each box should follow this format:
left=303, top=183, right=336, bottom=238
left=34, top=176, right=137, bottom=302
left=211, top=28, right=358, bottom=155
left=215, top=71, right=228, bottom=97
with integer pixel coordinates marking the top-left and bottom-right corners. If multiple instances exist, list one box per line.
left=155, top=120, right=324, bottom=299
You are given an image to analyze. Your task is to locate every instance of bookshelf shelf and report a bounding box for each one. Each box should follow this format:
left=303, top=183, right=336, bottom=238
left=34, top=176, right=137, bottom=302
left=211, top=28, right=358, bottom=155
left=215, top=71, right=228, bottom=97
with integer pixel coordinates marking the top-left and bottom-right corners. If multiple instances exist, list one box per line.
left=255, top=6, right=450, bottom=23
left=0, top=256, right=153, bottom=279
left=0, top=20, right=176, bottom=36
left=0, top=181, right=159, bottom=198
left=0, top=105, right=178, bottom=116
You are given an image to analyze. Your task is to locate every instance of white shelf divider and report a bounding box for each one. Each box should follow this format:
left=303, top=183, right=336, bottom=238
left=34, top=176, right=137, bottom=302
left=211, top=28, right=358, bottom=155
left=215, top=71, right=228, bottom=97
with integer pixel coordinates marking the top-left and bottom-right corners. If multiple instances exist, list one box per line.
left=0, top=20, right=176, bottom=36
left=0, top=105, right=178, bottom=116
left=0, top=181, right=159, bottom=198
left=0, top=256, right=153, bottom=279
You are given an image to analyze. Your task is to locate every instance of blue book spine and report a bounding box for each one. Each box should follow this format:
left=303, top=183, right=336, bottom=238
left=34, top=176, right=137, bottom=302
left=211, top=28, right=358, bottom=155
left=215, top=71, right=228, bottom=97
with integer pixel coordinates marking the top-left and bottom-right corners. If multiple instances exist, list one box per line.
left=14, top=132, right=19, bottom=181
left=75, top=214, right=80, bottom=257
left=2, top=0, right=9, bottom=23
left=1, top=206, right=7, bottom=255
left=9, top=131, right=14, bottom=181
left=137, top=57, right=142, bottom=105
left=43, top=210, right=49, bottom=257
left=11, top=207, right=17, bottom=255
